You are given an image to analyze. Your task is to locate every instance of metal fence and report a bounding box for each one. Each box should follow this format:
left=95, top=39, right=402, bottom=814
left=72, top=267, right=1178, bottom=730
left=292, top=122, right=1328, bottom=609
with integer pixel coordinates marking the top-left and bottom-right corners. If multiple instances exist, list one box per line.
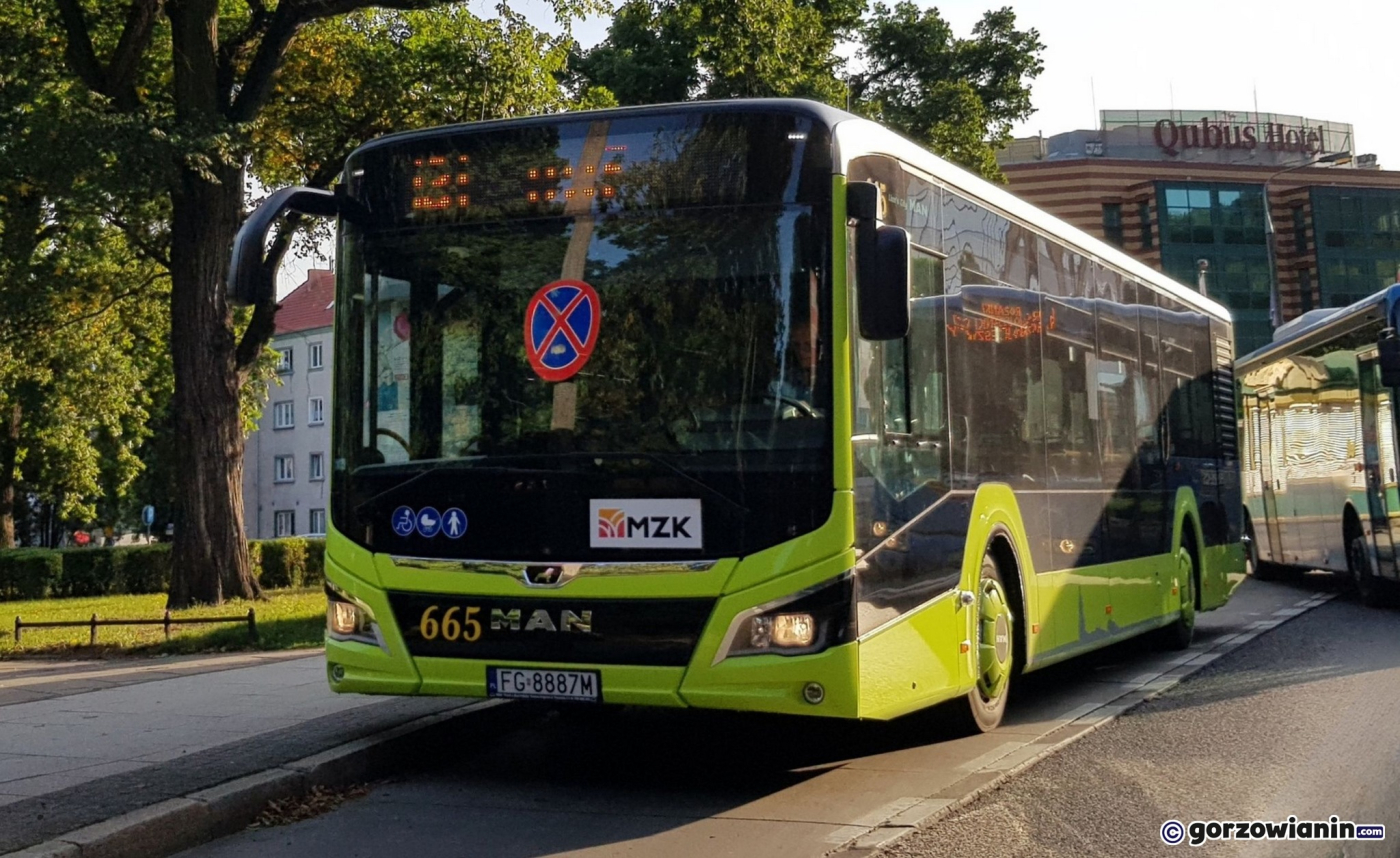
left=13, top=609, right=257, bottom=645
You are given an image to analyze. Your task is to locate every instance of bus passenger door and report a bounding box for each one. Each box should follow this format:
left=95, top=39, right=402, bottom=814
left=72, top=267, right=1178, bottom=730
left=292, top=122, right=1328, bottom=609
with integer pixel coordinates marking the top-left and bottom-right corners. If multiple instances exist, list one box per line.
left=1256, top=393, right=1284, bottom=563
left=1358, top=357, right=1396, bottom=573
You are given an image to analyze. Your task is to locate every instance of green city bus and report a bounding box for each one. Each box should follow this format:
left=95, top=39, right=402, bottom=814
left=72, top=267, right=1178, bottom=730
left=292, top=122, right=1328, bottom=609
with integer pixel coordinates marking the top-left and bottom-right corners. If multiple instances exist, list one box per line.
left=230, top=99, right=1246, bottom=731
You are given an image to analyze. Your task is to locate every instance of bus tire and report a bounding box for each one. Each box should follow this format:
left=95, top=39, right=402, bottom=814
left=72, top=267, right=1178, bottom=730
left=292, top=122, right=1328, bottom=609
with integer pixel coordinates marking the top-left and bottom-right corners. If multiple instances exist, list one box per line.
left=1154, top=534, right=1197, bottom=651
left=1347, top=534, right=1394, bottom=609
left=951, top=546, right=1015, bottom=734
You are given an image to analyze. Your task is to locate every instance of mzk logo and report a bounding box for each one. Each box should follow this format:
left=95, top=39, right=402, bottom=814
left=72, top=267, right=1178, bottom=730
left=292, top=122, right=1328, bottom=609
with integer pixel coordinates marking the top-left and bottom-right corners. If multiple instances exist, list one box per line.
left=590, top=499, right=703, bottom=549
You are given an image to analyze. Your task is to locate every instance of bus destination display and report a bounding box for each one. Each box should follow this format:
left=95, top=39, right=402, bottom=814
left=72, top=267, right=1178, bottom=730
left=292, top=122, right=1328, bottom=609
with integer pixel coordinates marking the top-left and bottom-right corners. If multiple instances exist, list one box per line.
left=407, top=150, right=626, bottom=215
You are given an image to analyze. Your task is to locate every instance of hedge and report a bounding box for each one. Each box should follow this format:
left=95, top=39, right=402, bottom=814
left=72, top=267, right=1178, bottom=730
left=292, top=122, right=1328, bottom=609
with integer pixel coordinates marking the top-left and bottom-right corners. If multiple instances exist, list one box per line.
left=0, top=538, right=324, bottom=602
left=0, top=550, right=63, bottom=601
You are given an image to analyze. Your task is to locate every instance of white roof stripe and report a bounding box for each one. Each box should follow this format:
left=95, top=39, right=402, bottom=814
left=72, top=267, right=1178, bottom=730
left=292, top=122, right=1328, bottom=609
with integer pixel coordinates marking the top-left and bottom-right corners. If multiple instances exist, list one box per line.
left=830, top=117, right=1233, bottom=322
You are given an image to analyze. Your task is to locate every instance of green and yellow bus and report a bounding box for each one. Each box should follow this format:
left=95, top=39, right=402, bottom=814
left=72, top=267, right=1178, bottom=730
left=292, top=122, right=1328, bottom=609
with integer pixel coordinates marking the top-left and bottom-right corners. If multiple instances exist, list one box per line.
left=230, top=99, right=1246, bottom=731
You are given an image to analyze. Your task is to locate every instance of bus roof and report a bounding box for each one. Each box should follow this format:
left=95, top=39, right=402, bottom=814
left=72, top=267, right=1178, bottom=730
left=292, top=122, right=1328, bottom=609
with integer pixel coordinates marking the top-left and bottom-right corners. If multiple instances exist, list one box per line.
left=345, top=98, right=1230, bottom=324
left=1235, top=283, right=1400, bottom=370
left=345, top=98, right=859, bottom=160
left=828, top=116, right=1233, bottom=323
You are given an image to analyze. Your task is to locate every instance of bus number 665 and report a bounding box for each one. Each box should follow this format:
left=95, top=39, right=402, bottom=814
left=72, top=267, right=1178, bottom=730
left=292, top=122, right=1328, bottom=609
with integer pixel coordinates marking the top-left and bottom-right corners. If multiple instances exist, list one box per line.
left=418, top=606, right=482, bottom=642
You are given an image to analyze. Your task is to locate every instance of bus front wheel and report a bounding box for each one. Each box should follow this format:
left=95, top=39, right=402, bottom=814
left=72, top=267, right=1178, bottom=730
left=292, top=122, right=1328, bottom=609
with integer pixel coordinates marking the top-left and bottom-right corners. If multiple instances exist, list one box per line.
left=953, top=548, right=1015, bottom=734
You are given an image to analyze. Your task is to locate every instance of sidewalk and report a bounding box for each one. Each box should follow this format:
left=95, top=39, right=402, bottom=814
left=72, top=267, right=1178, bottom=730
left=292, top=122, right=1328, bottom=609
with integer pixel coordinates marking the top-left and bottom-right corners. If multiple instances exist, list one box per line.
left=0, top=651, right=476, bottom=854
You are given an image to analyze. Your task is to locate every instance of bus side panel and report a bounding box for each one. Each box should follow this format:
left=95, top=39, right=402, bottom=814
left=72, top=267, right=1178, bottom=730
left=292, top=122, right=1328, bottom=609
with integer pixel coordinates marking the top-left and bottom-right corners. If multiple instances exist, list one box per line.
left=856, top=483, right=1037, bottom=721
left=681, top=544, right=861, bottom=718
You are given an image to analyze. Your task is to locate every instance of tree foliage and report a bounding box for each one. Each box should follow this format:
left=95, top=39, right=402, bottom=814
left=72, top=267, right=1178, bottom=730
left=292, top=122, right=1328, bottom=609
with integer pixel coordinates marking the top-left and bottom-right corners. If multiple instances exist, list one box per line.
left=0, top=0, right=169, bottom=547
left=14, top=0, right=598, bottom=603
left=571, top=0, right=1044, bottom=179
left=851, top=3, right=1045, bottom=178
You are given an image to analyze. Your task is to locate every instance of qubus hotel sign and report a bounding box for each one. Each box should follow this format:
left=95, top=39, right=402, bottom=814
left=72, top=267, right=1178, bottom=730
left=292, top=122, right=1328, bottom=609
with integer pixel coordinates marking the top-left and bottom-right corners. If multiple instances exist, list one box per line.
left=1096, top=110, right=1353, bottom=162
left=1154, top=116, right=1329, bottom=156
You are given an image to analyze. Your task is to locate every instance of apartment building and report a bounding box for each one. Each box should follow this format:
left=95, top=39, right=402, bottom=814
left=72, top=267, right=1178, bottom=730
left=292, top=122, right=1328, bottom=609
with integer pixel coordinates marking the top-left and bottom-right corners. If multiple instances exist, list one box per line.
left=243, top=270, right=334, bottom=539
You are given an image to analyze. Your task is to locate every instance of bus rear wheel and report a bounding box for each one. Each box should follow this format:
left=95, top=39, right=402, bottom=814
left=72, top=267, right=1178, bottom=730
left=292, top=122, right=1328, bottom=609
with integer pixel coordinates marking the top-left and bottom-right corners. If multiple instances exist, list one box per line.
left=1154, top=542, right=1197, bottom=651
left=952, top=549, right=1015, bottom=734
left=1347, top=534, right=1395, bottom=609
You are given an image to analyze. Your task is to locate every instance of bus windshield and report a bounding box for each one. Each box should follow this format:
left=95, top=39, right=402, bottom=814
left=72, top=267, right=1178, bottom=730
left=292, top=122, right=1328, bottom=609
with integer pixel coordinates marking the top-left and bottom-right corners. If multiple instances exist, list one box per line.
left=330, top=112, right=835, bottom=560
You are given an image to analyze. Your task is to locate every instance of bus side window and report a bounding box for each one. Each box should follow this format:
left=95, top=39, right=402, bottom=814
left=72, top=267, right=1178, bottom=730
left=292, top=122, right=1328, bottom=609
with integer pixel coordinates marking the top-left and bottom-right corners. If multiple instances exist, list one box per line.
left=853, top=247, right=948, bottom=501
left=882, top=338, right=910, bottom=435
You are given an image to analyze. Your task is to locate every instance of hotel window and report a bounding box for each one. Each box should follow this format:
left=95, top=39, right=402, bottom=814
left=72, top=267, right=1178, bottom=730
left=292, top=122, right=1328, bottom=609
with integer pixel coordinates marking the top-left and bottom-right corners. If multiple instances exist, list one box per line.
left=308, top=397, right=325, bottom=426
left=309, top=509, right=326, bottom=536
left=273, top=400, right=294, bottom=429
left=1292, top=205, right=1308, bottom=254
left=309, top=452, right=324, bottom=481
left=309, top=341, right=324, bottom=370
left=1162, top=183, right=1265, bottom=246
left=274, top=510, right=295, bottom=537
left=1217, top=188, right=1265, bottom=245
left=276, top=347, right=293, bottom=374
left=1139, top=202, right=1153, bottom=250
left=1298, top=268, right=1314, bottom=312
left=274, top=455, right=294, bottom=483
left=1102, top=203, right=1124, bottom=246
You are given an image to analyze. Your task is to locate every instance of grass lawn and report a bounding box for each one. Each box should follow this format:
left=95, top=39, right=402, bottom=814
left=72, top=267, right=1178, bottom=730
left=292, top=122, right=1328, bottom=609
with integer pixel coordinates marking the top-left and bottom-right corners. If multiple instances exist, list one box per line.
left=0, top=588, right=326, bottom=658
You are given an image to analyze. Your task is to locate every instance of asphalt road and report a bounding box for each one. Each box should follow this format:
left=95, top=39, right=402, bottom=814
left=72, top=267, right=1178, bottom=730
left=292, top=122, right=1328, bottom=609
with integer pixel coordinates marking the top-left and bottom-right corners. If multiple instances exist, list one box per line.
left=172, top=575, right=1397, bottom=858
left=883, top=574, right=1400, bottom=858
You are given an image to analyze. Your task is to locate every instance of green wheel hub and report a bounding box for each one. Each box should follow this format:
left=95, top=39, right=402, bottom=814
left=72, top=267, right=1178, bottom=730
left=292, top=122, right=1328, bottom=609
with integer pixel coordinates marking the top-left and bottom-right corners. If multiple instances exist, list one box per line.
left=1177, top=548, right=1196, bottom=625
left=976, top=577, right=1013, bottom=701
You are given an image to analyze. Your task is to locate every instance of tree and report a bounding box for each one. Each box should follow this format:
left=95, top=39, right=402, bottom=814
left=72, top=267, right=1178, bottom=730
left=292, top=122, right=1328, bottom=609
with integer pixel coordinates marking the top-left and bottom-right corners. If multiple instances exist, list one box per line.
left=850, top=4, right=1044, bottom=179
left=46, top=0, right=599, bottom=606
left=0, top=0, right=169, bottom=547
left=571, top=0, right=1043, bottom=180
left=572, top=0, right=853, bottom=105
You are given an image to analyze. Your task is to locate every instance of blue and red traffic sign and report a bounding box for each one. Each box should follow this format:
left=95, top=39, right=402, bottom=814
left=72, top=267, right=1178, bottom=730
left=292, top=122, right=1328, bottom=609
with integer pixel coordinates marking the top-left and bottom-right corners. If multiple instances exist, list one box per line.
left=524, top=280, right=600, bottom=382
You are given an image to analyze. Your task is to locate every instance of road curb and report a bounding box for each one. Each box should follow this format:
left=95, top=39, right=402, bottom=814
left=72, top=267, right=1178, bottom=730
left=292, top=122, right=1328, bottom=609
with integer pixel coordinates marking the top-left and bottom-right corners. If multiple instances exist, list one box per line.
left=3, top=698, right=523, bottom=858
left=831, top=591, right=1336, bottom=856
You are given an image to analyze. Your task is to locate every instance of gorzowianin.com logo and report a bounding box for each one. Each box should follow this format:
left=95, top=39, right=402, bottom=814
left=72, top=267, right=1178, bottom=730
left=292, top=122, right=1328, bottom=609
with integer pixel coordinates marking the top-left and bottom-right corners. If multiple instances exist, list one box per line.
left=1161, top=817, right=1385, bottom=847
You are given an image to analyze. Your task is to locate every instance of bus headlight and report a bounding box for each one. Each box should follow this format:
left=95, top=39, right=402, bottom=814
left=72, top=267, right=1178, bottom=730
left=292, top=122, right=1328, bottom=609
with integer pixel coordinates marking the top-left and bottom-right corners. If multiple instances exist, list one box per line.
left=329, top=601, right=362, bottom=636
left=325, top=582, right=388, bottom=651
left=716, top=573, right=855, bottom=662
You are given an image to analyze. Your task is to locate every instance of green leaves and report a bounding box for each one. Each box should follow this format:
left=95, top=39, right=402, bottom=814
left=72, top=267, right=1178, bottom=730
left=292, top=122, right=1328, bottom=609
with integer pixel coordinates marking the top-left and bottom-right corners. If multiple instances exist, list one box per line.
left=571, top=0, right=1045, bottom=180
left=254, top=6, right=578, bottom=192
left=571, top=0, right=846, bottom=105
left=852, top=3, right=1044, bottom=180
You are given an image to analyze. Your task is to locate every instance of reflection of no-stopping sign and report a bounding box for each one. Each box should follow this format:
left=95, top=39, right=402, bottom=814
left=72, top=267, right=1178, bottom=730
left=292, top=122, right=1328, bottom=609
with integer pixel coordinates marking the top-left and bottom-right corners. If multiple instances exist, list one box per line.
left=524, top=280, right=600, bottom=382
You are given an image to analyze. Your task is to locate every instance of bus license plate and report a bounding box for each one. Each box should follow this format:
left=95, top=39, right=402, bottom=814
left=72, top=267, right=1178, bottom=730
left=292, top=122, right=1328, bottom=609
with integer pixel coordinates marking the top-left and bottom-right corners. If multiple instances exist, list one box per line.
left=487, top=667, right=600, bottom=702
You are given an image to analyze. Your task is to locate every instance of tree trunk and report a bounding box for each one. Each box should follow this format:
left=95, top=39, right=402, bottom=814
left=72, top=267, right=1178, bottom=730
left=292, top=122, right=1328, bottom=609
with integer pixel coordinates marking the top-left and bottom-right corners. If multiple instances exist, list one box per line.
left=165, top=0, right=260, bottom=608
left=164, top=162, right=261, bottom=608
left=0, top=402, right=19, bottom=548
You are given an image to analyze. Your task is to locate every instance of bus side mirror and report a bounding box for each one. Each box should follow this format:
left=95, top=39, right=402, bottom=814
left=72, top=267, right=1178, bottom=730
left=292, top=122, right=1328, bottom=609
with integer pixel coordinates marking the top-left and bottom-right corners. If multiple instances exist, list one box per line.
left=1379, top=333, right=1400, bottom=387
left=228, top=187, right=342, bottom=307
left=847, top=182, right=910, bottom=341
